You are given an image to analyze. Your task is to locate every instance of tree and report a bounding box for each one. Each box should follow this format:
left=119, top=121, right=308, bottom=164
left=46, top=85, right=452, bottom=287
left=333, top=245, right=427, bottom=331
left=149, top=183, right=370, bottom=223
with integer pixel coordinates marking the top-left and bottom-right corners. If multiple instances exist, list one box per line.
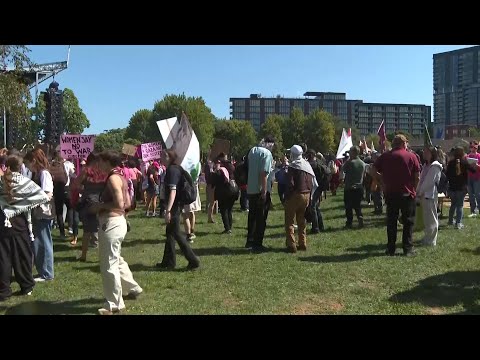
left=213, top=119, right=257, bottom=159
left=62, top=88, right=90, bottom=134
left=150, top=94, right=215, bottom=153
left=0, top=45, right=34, bottom=147
left=125, top=109, right=153, bottom=143
left=282, top=107, right=305, bottom=148
left=261, top=114, right=285, bottom=158
left=94, top=128, right=140, bottom=153
left=304, top=110, right=336, bottom=154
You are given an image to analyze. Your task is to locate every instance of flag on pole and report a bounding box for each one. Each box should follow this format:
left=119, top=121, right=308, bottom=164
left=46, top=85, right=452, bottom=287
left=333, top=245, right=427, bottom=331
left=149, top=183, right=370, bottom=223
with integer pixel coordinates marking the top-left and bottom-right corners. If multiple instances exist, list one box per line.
left=424, top=122, right=433, bottom=147
left=336, top=128, right=354, bottom=159
left=371, top=141, right=376, bottom=152
left=363, top=136, right=371, bottom=153
left=377, top=120, right=386, bottom=153
left=156, top=112, right=201, bottom=182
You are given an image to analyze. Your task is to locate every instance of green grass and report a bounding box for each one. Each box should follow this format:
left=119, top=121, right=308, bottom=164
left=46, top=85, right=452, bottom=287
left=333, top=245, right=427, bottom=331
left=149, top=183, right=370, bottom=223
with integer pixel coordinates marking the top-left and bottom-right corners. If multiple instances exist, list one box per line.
left=1, top=185, right=480, bottom=315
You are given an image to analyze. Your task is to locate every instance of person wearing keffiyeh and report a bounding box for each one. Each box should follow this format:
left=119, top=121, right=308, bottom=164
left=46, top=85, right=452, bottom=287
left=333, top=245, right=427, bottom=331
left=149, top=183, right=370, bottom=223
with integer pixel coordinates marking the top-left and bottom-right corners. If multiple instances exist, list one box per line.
left=0, top=155, right=50, bottom=301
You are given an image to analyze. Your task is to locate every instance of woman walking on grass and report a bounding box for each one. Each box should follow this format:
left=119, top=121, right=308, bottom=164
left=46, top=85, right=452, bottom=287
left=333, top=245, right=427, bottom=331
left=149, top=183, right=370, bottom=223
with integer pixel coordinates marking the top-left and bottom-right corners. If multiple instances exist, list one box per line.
left=416, top=146, right=443, bottom=246
left=446, top=146, right=477, bottom=229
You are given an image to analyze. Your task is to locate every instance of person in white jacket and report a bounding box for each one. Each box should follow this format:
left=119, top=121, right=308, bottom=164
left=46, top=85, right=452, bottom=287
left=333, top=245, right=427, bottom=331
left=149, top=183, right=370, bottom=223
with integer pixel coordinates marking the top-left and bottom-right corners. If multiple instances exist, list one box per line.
left=416, top=146, right=443, bottom=246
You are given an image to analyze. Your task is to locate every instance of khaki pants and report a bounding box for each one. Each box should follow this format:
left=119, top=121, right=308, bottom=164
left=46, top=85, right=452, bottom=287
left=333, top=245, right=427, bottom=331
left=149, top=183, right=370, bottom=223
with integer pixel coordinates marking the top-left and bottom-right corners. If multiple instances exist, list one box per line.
left=98, top=215, right=141, bottom=311
left=284, top=193, right=310, bottom=249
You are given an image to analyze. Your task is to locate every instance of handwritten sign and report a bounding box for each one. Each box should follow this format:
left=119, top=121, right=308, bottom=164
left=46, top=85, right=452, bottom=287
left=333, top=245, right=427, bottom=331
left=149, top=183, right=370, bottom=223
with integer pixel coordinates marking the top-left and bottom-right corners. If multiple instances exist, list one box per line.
left=141, top=142, right=162, bottom=161
left=60, top=135, right=95, bottom=158
left=122, top=143, right=137, bottom=156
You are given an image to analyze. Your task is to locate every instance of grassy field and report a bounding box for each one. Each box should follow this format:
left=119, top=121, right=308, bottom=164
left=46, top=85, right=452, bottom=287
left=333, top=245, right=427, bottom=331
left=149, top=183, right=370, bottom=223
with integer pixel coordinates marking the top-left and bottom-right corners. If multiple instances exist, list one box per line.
left=1, top=185, right=480, bottom=315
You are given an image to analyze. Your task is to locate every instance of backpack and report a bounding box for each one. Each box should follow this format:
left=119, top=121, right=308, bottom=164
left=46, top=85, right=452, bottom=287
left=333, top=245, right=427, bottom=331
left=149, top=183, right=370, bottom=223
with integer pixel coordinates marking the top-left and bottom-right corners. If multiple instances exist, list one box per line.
left=234, top=150, right=251, bottom=187
left=311, top=160, right=330, bottom=192
left=50, top=160, right=68, bottom=185
left=436, top=171, right=448, bottom=195
left=177, top=166, right=197, bottom=205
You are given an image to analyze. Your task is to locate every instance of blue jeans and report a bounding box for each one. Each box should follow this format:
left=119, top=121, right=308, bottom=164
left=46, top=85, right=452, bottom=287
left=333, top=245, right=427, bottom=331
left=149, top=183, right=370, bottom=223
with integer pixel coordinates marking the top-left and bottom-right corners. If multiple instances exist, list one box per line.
left=240, top=189, right=249, bottom=210
left=32, top=218, right=54, bottom=280
left=467, top=178, right=480, bottom=213
left=372, top=191, right=383, bottom=213
left=449, top=190, right=466, bottom=225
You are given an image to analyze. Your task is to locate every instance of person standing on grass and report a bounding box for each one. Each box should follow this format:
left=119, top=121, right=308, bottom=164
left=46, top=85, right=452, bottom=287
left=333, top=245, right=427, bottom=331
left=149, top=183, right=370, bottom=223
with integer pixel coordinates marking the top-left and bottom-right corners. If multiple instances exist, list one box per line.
left=93, top=151, right=143, bottom=315
left=284, top=145, right=315, bottom=253
left=416, top=146, right=443, bottom=246
left=372, top=135, right=420, bottom=256
left=24, top=148, right=56, bottom=282
left=144, top=162, right=159, bottom=217
left=370, top=152, right=383, bottom=215
left=275, top=155, right=289, bottom=205
left=74, top=153, right=107, bottom=262
left=157, top=149, right=200, bottom=271
left=342, top=146, right=366, bottom=229
left=305, top=150, right=328, bottom=233
left=204, top=160, right=218, bottom=222
left=466, top=141, right=480, bottom=218
left=183, top=165, right=202, bottom=242
left=245, top=136, right=275, bottom=252
left=212, top=156, right=238, bottom=235
left=446, top=146, right=477, bottom=229
left=0, top=155, right=50, bottom=301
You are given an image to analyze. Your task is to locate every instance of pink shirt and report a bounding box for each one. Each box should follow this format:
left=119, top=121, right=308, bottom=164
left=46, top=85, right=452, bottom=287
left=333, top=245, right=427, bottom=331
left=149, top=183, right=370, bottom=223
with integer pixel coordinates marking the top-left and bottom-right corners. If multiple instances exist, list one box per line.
left=124, top=167, right=136, bottom=181
left=467, top=153, right=480, bottom=181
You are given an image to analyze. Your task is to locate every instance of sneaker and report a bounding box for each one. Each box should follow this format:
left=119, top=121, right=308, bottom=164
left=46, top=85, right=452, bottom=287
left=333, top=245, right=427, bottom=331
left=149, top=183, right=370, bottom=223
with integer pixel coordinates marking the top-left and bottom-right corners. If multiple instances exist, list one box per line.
left=124, top=287, right=143, bottom=300
left=456, top=223, right=465, bottom=230
left=26, top=291, right=33, bottom=296
left=155, top=262, right=175, bottom=270
left=68, top=229, right=74, bottom=235
left=98, top=308, right=124, bottom=315
left=34, top=277, right=53, bottom=283
left=385, top=249, right=395, bottom=256
left=468, top=212, right=478, bottom=218
left=186, top=258, right=200, bottom=271
left=358, top=218, right=364, bottom=229
left=245, top=241, right=254, bottom=249
left=189, top=233, right=197, bottom=240
left=345, top=223, right=353, bottom=229
left=187, top=234, right=194, bottom=244
left=293, top=224, right=298, bottom=230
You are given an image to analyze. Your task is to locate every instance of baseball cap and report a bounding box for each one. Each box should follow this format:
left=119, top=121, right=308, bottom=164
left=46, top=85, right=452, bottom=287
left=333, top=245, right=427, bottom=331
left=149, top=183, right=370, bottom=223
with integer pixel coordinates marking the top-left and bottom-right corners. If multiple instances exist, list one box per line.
left=287, top=145, right=303, bottom=158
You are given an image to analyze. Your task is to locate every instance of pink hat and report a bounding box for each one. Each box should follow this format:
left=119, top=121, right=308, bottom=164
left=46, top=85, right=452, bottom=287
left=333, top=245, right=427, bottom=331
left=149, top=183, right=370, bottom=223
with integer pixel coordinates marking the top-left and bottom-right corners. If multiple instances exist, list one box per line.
left=152, top=161, right=160, bottom=169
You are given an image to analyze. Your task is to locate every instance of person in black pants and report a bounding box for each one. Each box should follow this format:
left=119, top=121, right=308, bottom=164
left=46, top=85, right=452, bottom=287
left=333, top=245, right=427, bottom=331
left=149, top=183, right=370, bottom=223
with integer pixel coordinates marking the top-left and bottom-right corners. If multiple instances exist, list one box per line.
left=0, top=156, right=37, bottom=301
left=50, top=153, right=74, bottom=239
left=212, top=158, right=238, bottom=234
left=373, top=135, right=421, bottom=256
left=245, top=136, right=275, bottom=252
left=342, top=146, right=366, bottom=229
left=156, top=149, right=200, bottom=270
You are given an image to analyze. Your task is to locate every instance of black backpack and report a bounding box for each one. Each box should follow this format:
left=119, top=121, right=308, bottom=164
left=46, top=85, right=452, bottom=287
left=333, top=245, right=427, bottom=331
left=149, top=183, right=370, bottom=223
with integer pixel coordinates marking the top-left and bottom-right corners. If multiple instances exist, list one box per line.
left=311, top=160, right=330, bottom=192
left=234, top=150, right=251, bottom=187
left=177, top=166, right=197, bottom=205
left=436, top=170, right=448, bottom=195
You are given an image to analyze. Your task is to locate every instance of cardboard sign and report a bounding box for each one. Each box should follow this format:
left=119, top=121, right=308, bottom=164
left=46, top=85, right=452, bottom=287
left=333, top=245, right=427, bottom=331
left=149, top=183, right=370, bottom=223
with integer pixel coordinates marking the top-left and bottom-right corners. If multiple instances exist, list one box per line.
left=122, top=143, right=137, bottom=156
left=141, top=142, right=162, bottom=161
left=209, top=139, right=230, bottom=161
left=60, top=135, right=95, bottom=158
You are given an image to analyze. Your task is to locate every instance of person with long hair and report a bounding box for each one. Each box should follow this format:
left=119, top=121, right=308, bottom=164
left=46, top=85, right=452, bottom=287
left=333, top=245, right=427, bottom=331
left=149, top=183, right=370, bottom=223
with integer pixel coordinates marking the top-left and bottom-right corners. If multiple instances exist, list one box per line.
left=466, top=141, right=480, bottom=217
left=211, top=155, right=238, bottom=234
left=156, top=149, right=200, bottom=270
left=416, top=146, right=443, bottom=246
left=24, top=148, right=55, bottom=281
left=0, top=155, right=50, bottom=301
left=93, top=150, right=142, bottom=315
left=144, top=163, right=159, bottom=217
left=446, top=146, right=477, bottom=229
left=73, top=152, right=106, bottom=261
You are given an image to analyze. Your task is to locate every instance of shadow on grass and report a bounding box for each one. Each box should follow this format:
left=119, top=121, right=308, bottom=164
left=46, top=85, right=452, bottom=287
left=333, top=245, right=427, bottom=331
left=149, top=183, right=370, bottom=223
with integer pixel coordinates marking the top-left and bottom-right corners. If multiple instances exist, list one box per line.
left=299, top=253, right=383, bottom=263
left=390, top=271, right=480, bottom=314
left=54, top=256, right=79, bottom=263
left=460, top=247, right=480, bottom=255
left=122, top=238, right=164, bottom=248
left=345, top=244, right=386, bottom=253
left=0, top=297, right=103, bottom=315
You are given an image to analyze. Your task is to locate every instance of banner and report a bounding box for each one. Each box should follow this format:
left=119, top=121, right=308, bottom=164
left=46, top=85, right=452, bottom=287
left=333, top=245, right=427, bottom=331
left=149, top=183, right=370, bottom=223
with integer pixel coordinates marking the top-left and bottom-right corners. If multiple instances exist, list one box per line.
left=209, top=139, right=230, bottom=161
left=336, top=128, right=353, bottom=159
left=156, top=113, right=201, bottom=182
left=122, top=143, right=137, bottom=156
left=60, top=135, right=95, bottom=158
left=140, top=142, right=162, bottom=161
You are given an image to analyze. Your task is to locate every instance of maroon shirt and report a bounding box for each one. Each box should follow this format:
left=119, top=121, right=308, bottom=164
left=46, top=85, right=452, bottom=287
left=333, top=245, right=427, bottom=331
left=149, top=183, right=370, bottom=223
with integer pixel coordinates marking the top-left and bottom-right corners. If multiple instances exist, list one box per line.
left=374, top=148, right=420, bottom=198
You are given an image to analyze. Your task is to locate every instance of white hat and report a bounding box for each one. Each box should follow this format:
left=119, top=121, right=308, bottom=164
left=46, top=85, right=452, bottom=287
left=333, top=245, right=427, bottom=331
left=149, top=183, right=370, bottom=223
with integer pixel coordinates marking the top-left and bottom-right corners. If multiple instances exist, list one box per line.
left=287, top=145, right=303, bottom=158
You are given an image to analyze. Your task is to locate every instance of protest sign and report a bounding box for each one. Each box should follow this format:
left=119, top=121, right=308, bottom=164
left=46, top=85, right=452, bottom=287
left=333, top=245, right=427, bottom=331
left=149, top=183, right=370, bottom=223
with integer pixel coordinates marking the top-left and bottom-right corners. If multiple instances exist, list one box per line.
left=122, top=143, right=137, bottom=156
left=209, top=139, right=230, bottom=161
left=60, top=135, right=95, bottom=158
left=141, top=142, right=162, bottom=161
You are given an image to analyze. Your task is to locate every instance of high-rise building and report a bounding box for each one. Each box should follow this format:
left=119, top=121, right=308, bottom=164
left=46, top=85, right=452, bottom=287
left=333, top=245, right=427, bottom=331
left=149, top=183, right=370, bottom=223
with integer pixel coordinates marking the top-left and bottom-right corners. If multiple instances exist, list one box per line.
left=433, top=46, right=480, bottom=139
left=230, top=92, right=430, bottom=136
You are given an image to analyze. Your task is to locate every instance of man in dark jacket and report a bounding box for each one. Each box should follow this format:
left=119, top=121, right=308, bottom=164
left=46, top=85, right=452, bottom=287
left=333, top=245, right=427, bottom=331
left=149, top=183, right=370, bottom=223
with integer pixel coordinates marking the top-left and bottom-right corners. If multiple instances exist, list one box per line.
left=305, top=150, right=328, bottom=233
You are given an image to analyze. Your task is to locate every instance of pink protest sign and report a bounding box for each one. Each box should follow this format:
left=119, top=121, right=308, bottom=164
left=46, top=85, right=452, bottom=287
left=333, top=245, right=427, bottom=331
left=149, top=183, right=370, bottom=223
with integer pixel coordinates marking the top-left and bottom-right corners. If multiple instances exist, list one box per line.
left=60, top=135, right=95, bottom=158
left=141, top=142, right=162, bottom=161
